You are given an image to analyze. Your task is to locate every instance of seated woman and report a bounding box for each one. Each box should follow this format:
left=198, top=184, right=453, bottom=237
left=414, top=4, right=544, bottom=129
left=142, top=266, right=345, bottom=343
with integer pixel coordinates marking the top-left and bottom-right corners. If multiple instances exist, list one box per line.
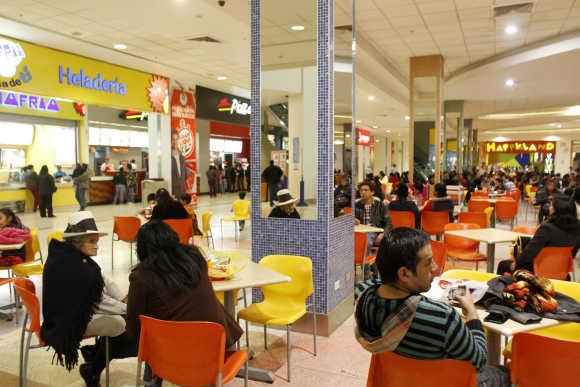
left=422, top=182, right=454, bottom=222
left=0, top=208, right=30, bottom=266
left=150, top=188, right=189, bottom=220
left=41, top=211, right=133, bottom=386
left=127, top=220, right=243, bottom=385
left=179, top=192, right=203, bottom=235
left=269, top=189, right=301, bottom=219
left=388, top=184, right=420, bottom=228
left=497, top=194, right=580, bottom=275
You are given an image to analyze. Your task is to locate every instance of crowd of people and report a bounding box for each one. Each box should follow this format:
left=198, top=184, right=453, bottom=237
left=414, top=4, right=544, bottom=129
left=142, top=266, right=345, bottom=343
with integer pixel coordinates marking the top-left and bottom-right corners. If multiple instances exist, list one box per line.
left=206, top=161, right=250, bottom=198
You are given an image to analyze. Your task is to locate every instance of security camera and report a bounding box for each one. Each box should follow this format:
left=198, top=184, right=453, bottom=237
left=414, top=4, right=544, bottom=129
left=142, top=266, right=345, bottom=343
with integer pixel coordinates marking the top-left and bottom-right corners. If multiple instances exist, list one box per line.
left=218, top=0, right=226, bottom=6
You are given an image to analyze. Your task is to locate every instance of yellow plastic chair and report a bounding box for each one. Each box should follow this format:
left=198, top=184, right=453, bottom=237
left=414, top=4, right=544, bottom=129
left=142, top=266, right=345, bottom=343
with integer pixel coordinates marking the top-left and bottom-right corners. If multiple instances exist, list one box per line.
left=441, top=269, right=497, bottom=282
left=483, top=207, right=493, bottom=227
left=23, top=228, right=42, bottom=263
left=46, top=231, right=64, bottom=246
left=221, top=200, right=250, bottom=242
left=237, top=255, right=317, bottom=382
left=193, top=211, right=215, bottom=249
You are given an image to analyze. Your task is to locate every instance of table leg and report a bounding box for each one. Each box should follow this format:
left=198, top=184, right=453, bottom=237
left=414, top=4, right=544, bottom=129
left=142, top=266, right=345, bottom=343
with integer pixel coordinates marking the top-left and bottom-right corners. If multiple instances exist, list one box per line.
left=486, top=243, right=495, bottom=273
left=490, top=208, right=496, bottom=228
left=225, top=290, right=276, bottom=384
left=486, top=331, right=502, bottom=366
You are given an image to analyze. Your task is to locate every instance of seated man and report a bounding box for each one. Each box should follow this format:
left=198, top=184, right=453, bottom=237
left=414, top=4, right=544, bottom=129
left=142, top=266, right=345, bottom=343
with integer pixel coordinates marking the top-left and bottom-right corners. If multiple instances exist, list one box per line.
left=354, top=181, right=391, bottom=252
left=269, top=189, right=300, bottom=219
left=354, top=228, right=509, bottom=387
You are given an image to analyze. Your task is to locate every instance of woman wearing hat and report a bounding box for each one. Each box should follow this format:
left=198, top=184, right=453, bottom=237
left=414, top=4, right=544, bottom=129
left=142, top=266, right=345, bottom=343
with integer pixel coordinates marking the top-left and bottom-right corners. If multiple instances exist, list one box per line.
left=268, top=189, right=301, bottom=219
left=41, top=211, right=135, bottom=386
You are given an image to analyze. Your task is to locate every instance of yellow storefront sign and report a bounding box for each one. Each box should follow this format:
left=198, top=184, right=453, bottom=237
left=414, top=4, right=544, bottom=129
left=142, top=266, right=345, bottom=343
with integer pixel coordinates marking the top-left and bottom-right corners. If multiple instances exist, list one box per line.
left=0, top=35, right=168, bottom=113
left=0, top=90, right=80, bottom=120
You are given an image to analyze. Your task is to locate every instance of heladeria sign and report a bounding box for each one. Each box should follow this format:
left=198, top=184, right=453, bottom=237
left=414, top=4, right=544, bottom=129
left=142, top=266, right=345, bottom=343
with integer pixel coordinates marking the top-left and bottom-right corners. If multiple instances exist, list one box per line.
left=196, top=85, right=250, bottom=125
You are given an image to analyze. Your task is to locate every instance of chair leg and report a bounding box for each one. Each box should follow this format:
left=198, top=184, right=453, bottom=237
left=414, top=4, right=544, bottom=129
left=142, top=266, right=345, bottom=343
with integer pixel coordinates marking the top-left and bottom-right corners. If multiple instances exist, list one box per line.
left=312, top=298, right=317, bottom=356
left=22, top=331, right=32, bottom=387
left=14, top=289, right=19, bottom=325
left=361, top=261, right=366, bottom=281
left=286, top=325, right=291, bottom=382
left=244, top=359, right=248, bottom=387
left=242, top=289, right=248, bottom=308
left=105, top=337, right=110, bottom=387
left=130, top=242, right=133, bottom=267
left=136, top=361, right=142, bottom=387
left=111, top=238, right=114, bottom=270
left=19, top=314, right=28, bottom=387
left=245, top=320, right=250, bottom=351
left=264, top=325, right=268, bottom=349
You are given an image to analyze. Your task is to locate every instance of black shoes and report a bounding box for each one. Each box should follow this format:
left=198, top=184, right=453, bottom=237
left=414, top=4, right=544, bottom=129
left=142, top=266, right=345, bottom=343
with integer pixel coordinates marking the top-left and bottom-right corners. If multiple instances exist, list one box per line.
left=79, top=363, right=100, bottom=387
left=80, top=345, right=96, bottom=363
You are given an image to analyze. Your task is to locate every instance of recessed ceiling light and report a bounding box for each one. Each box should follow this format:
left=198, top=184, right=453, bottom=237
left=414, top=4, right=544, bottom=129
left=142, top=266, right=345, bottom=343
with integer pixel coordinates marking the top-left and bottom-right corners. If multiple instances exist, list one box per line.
left=346, top=134, right=351, bottom=138
left=375, top=139, right=380, bottom=143
left=372, top=125, right=378, bottom=129
left=505, top=78, right=515, bottom=87
left=114, top=43, right=127, bottom=50
left=548, top=123, right=557, bottom=127
left=386, top=130, right=391, bottom=133
left=355, top=120, right=361, bottom=124
left=505, top=25, right=518, bottom=35
left=404, top=115, right=410, bottom=121
left=557, top=124, right=562, bottom=128
left=217, top=76, right=227, bottom=81
left=368, top=95, right=375, bottom=101
left=290, top=25, right=305, bottom=31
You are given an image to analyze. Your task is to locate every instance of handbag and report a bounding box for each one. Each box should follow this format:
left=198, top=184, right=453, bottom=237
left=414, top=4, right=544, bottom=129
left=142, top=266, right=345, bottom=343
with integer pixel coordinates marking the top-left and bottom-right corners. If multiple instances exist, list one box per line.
left=510, top=235, right=532, bottom=259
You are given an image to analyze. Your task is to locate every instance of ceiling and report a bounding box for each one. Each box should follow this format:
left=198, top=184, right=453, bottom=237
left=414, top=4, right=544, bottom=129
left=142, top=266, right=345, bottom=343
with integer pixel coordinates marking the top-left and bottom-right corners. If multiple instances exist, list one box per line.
left=1, top=0, right=580, bottom=140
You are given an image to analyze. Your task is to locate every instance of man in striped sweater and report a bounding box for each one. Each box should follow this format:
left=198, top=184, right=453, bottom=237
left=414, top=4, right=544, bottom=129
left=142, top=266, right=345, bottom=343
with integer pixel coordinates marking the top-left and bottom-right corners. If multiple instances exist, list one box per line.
left=354, top=228, right=509, bottom=386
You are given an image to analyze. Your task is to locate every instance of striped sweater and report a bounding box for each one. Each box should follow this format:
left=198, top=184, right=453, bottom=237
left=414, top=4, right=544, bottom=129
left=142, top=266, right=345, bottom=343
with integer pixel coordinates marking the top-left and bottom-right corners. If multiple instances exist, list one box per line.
left=355, top=280, right=487, bottom=370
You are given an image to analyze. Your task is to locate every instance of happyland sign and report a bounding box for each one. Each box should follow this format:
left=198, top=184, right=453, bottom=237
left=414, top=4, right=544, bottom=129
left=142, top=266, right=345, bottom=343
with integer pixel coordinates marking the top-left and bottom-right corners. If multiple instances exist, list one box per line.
left=484, top=141, right=556, bottom=154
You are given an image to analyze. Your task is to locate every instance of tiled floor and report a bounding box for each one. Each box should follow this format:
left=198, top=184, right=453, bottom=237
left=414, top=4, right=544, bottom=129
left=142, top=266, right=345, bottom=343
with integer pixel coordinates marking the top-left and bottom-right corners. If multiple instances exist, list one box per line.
left=0, top=196, right=576, bottom=386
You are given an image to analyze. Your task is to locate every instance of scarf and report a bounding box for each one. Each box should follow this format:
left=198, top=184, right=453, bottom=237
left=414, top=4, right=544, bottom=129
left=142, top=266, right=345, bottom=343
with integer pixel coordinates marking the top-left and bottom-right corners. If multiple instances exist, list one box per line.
left=354, top=284, right=420, bottom=354
left=41, top=240, right=104, bottom=370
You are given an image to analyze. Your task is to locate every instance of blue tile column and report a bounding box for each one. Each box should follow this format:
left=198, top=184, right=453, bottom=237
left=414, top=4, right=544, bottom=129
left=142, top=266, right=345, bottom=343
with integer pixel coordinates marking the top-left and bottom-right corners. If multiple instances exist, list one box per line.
left=250, top=0, right=355, bottom=322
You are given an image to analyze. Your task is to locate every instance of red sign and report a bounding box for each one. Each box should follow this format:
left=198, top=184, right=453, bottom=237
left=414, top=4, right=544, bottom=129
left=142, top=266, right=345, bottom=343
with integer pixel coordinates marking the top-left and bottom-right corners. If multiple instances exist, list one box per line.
left=482, top=141, right=556, bottom=154
left=171, top=89, right=197, bottom=196
left=356, top=128, right=372, bottom=146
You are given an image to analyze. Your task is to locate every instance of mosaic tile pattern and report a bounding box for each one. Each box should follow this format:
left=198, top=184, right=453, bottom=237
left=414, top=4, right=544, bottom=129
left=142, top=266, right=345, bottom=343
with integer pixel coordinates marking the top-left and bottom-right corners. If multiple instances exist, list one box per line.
left=250, top=0, right=353, bottom=315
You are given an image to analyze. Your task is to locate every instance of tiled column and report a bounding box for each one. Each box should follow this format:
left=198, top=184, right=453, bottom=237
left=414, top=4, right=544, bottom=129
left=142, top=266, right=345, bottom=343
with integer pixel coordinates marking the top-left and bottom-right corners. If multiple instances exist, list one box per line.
left=250, top=0, right=354, bottom=336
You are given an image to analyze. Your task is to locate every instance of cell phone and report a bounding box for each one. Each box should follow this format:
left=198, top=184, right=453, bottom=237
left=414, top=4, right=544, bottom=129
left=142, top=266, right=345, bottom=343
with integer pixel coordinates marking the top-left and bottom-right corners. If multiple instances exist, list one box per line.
left=448, top=285, right=466, bottom=300
left=484, top=312, right=508, bottom=324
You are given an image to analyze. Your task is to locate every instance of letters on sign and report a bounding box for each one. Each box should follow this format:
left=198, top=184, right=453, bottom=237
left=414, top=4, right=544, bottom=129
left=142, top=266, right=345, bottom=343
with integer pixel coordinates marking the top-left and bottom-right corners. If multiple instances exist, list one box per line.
left=0, top=91, right=59, bottom=112
left=484, top=141, right=555, bottom=154
left=58, top=65, right=127, bottom=95
left=357, top=128, right=372, bottom=146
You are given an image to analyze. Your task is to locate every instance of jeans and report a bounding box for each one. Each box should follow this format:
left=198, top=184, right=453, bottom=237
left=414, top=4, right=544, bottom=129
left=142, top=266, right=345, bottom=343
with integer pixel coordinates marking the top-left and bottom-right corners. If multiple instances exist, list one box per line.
left=39, top=194, right=53, bottom=217
left=75, top=186, right=87, bottom=210
left=114, top=184, right=126, bottom=204
left=209, top=182, right=217, bottom=197
left=268, top=183, right=278, bottom=205
left=128, top=186, right=136, bottom=203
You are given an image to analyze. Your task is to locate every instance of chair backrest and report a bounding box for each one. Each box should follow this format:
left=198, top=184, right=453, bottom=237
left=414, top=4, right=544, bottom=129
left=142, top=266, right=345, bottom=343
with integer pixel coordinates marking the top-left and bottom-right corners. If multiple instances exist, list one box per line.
left=343, top=207, right=353, bottom=214
left=467, top=199, right=490, bottom=213
left=259, top=255, right=314, bottom=305
left=390, top=211, right=415, bottom=229
left=512, top=226, right=537, bottom=235
left=511, top=333, right=579, bottom=387
left=430, top=240, right=447, bottom=276
left=381, top=184, right=387, bottom=194
left=552, top=278, right=580, bottom=301
left=46, top=231, right=64, bottom=245
left=24, top=227, right=40, bottom=262
left=420, top=211, right=449, bottom=235
left=457, top=212, right=487, bottom=228
left=366, top=351, right=477, bottom=387
left=13, top=278, right=41, bottom=336
left=232, top=200, right=250, bottom=218
left=441, top=269, right=497, bottom=282
left=470, top=191, right=488, bottom=198
left=354, top=232, right=369, bottom=265
left=113, top=216, right=141, bottom=243
left=494, top=199, right=518, bottom=220
left=533, top=246, right=574, bottom=280
left=509, top=189, right=521, bottom=202
left=163, top=219, right=194, bottom=245
left=201, top=211, right=213, bottom=233
left=443, top=223, right=480, bottom=251
left=138, top=316, right=226, bottom=387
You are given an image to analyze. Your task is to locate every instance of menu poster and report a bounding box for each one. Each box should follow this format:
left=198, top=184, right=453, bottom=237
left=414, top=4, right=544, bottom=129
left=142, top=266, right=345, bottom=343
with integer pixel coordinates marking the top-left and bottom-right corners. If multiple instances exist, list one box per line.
left=170, top=89, right=197, bottom=198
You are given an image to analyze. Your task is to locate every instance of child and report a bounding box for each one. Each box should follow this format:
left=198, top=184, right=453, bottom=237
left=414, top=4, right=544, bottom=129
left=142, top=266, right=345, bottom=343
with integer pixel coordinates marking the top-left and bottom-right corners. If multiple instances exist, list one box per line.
left=0, top=208, right=31, bottom=266
left=180, top=193, right=203, bottom=236
left=237, top=191, right=247, bottom=231
left=140, top=193, right=157, bottom=219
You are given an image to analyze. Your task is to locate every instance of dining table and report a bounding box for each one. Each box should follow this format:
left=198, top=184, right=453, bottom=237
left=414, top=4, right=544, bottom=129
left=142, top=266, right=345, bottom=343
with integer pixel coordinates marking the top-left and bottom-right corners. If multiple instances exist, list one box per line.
left=443, top=228, right=526, bottom=273
left=210, top=253, right=291, bottom=383
left=355, top=224, right=384, bottom=233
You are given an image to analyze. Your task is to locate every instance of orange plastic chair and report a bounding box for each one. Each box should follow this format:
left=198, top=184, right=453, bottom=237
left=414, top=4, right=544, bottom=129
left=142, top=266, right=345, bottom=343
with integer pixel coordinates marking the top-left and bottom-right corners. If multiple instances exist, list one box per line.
left=421, top=211, right=449, bottom=238
left=467, top=199, right=490, bottom=213
left=381, top=184, right=387, bottom=194
left=390, top=211, right=415, bottom=229
left=355, top=232, right=376, bottom=280
left=343, top=207, right=352, bottom=214
left=112, top=216, right=141, bottom=269
left=494, top=198, right=518, bottom=227
left=509, top=189, right=521, bottom=202
left=443, top=223, right=487, bottom=271
left=163, top=219, right=194, bottom=245
left=512, top=225, right=537, bottom=235
left=470, top=191, right=488, bottom=198
left=511, top=333, right=579, bottom=387
left=458, top=212, right=488, bottom=229
left=136, top=316, right=248, bottom=387
left=14, top=278, right=111, bottom=387
left=430, top=240, right=447, bottom=275
left=366, top=351, right=477, bottom=387
left=534, top=246, right=574, bottom=280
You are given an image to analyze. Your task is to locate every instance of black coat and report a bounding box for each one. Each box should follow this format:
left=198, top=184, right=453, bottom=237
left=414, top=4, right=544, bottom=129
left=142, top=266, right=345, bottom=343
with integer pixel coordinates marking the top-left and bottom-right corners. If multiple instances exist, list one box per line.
left=37, top=174, right=56, bottom=196
left=268, top=206, right=300, bottom=219
left=388, top=199, right=420, bottom=229
left=262, top=165, right=283, bottom=184
left=151, top=200, right=190, bottom=220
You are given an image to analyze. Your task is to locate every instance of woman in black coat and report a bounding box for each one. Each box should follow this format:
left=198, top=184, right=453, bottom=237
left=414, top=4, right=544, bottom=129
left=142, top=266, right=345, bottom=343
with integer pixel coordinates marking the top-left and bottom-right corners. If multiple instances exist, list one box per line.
left=150, top=188, right=190, bottom=220
left=37, top=165, right=56, bottom=217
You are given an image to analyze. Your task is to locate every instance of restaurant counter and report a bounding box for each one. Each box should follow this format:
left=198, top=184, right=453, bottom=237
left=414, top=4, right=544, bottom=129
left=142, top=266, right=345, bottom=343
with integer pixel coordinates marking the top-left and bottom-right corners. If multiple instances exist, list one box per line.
left=0, top=181, right=76, bottom=212
left=89, top=171, right=147, bottom=205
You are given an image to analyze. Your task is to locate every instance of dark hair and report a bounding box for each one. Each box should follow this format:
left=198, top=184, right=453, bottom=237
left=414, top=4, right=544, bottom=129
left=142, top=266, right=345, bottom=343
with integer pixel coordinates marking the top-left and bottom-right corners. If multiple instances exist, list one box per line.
left=0, top=207, right=23, bottom=228
left=118, top=166, right=124, bottom=174
left=180, top=192, right=191, bottom=203
left=396, top=183, right=409, bottom=199
left=269, top=160, right=274, bottom=165
left=415, top=182, right=424, bottom=192
left=434, top=183, right=447, bottom=198
left=238, top=190, right=247, bottom=199
left=147, top=193, right=156, bottom=202
left=548, top=194, right=578, bottom=232
left=358, top=180, right=375, bottom=192
left=377, top=228, right=431, bottom=283
left=574, top=187, right=580, bottom=204
left=136, top=220, right=205, bottom=291
left=39, top=165, right=48, bottom=176
left=155, top=188, right=172, bottom=204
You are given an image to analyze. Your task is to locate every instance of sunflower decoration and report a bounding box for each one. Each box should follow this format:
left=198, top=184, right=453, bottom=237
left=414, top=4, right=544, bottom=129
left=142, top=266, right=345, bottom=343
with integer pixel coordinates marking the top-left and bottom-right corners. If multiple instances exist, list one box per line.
left=147, top=76, right=169, bottom=113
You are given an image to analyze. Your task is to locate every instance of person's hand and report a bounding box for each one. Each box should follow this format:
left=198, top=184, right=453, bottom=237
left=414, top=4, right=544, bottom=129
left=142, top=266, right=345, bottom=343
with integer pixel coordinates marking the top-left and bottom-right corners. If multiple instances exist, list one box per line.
left=354, top=218, right=360, bottom=225
left=454, top=291, right=479, bottom=321
left=375, top=232, right=384, bottom=244
left=122, top=295, right=128, bottom=304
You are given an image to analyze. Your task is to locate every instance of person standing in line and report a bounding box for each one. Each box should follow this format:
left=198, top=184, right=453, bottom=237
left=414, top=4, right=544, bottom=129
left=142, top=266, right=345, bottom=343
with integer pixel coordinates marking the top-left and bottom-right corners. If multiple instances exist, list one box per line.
left=206, top=165, right=218, bottom=198
left=225, top=163, right=234, bottom=193
left=73, top=164, right=91, bottom=211
left=245, top=164, right=251, bottom=192
left=235, top=163, right=244, bottom=192
left=130, top=159, right=137, bottom=170
left=262, top=160, right=284, bottom=206
left=113, top=167, right=127, bottom=205
left=37, top=165, right=56, bottom=218
left=126, top=164, right=137, bottom=203
left=25, top=165, right=39, bottom=212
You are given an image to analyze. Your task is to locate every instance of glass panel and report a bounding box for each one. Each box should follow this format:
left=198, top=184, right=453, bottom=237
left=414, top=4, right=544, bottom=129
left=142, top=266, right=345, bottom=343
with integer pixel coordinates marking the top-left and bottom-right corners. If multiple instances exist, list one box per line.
left=333, top=0, right=354, bottom=217
left=0, top=122, right=34, bottom=145
left=412, top=76, right=437, bottom=181
left=260, top=0, right=317, bottom=220
left=52, top=126, right=76, bottom=167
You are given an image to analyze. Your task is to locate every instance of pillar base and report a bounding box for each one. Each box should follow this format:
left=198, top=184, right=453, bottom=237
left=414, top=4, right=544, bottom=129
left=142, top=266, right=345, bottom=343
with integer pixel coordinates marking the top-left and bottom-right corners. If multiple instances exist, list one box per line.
left=293, top=294, right=354, bottom=337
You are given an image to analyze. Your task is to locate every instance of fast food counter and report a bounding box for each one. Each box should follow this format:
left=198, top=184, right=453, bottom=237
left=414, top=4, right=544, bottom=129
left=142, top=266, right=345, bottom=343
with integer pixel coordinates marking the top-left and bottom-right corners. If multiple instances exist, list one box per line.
left=89, top=171, right=146, bottom=205
left=0, top=182, right=76, bottom=212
